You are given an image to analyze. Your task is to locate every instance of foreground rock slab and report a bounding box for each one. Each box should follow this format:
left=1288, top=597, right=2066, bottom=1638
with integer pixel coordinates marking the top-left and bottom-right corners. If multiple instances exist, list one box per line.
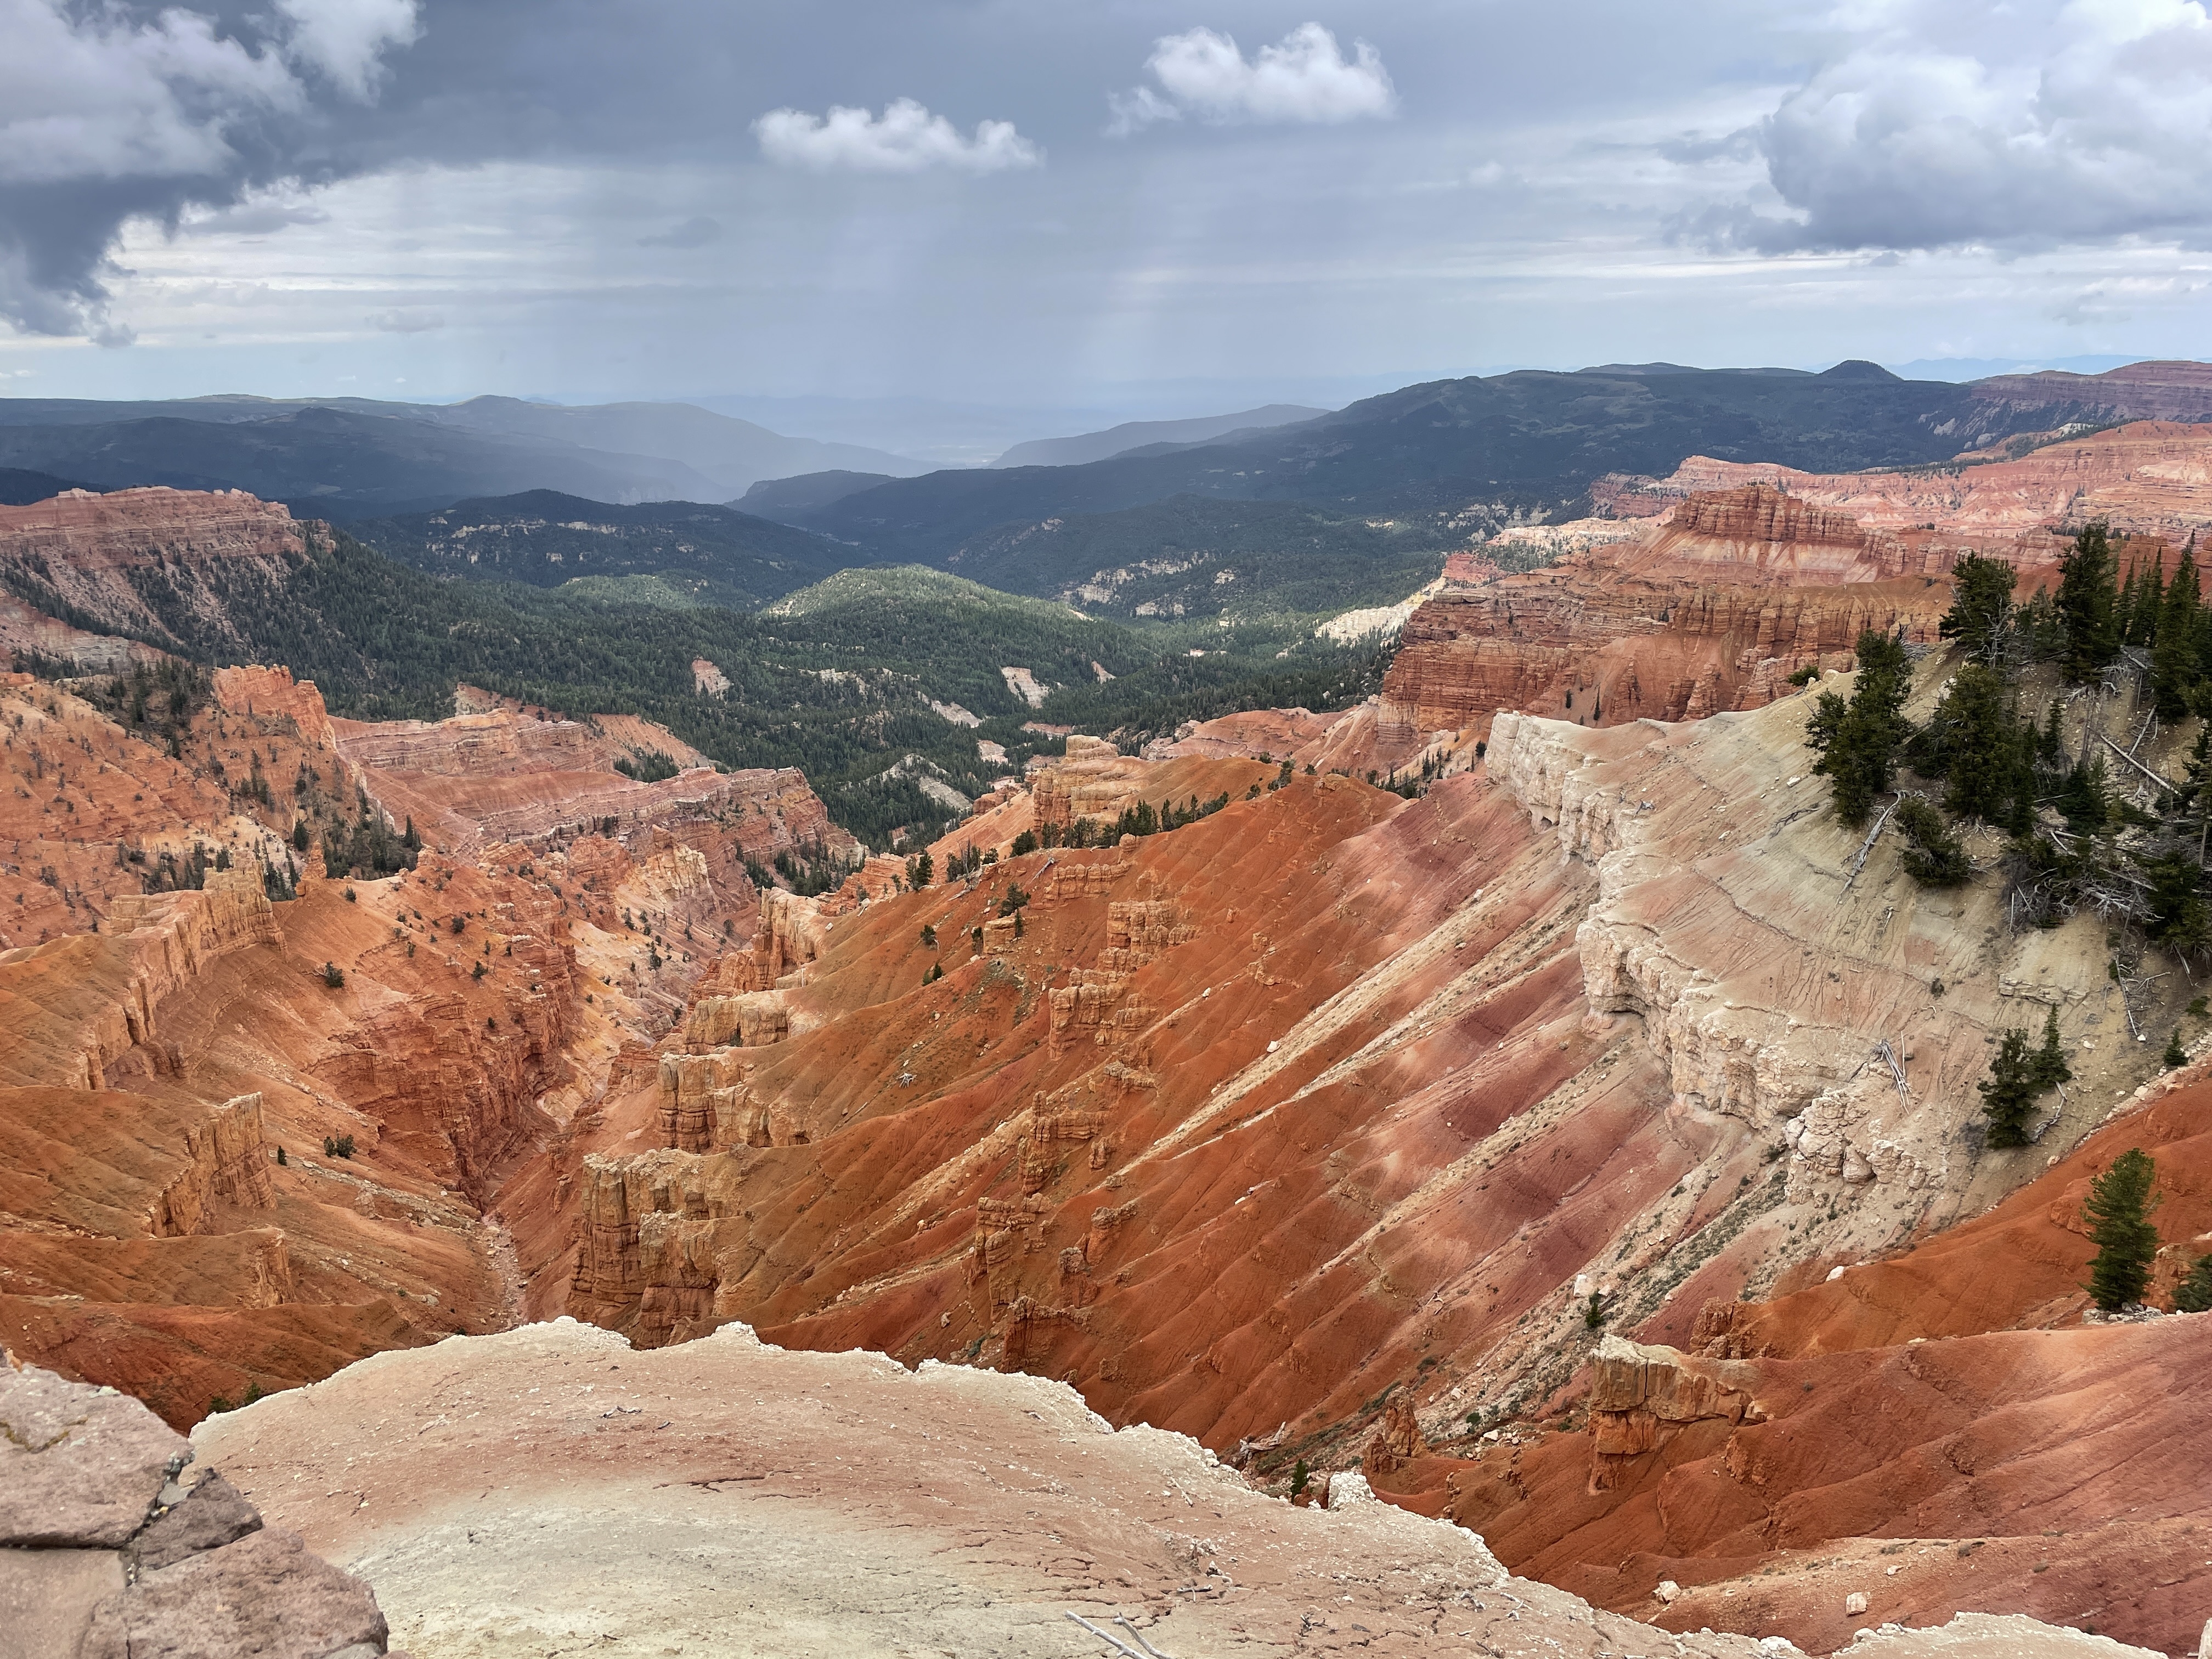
left=193, top=1320, right=2155, bottom=1658
left=2, top=1352, right=396, bottom=1659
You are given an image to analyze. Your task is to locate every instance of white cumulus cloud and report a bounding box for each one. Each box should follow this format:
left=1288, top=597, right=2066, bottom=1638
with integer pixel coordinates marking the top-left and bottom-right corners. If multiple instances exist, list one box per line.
left=1109, top=21, right=1396, bottom=135
left=753, top=98, right=1041, bottom=173
left=1684, top=0, right=2212, bottom=252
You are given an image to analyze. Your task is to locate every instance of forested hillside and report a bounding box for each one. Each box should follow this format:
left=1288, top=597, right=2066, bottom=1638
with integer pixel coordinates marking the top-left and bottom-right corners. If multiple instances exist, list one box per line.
left=31, top=524, right=1384, bottom=847
left=347, top=490, right=848, bottom=608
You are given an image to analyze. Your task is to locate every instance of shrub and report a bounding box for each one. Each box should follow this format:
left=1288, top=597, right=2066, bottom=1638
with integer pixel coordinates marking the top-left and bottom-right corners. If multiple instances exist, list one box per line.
left=1582, top=1290, right=1608, bottom=1329
left=275, top=1146, right=287, bottom=1166
left=321, top=961, right=345, bottom=989
left=1895, top=798, right=1970, bottom=886
left=323, top=1133, right=356, bottom=1159
left=1289, top=1458, right=1310, bottom=1500
left=920, top=924, right=937, bottom=949
left=2083, top=1148, right=2161, bottom=1311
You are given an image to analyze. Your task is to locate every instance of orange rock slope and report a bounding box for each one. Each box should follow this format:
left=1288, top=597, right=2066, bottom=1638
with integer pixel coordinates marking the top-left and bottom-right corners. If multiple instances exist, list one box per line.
left=1421, top=1087, right=2212, bottom=1657
left=532, top=639, right=2212, bottom=1655
left=0, top=662, right=843, bottom=1429
left=1380, top=484, right=1977, bottom=738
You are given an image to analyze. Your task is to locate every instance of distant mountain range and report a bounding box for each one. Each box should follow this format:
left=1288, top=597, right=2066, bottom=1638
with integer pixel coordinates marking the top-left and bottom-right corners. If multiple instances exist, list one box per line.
left=14, top=360, right=2212, bottom=626
left=0, top=394, right=927, bottom=515
left=989, top=404, right=1327, bottom=468
left=779, top=359, right=2212, bottom=567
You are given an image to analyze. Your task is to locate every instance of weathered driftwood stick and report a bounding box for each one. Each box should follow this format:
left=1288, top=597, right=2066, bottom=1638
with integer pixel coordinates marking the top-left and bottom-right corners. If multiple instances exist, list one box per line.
left=1115, top=1615, right=1176, bottom=1659
left=1066, top=1612, right=1152, bottom=1659
left=1844, top=795, right=1903, bottom=889
left=2100, top=732, right=2173, bottom=789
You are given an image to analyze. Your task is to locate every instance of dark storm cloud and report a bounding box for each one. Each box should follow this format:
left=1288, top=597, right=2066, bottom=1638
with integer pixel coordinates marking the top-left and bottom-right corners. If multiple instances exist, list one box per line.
left=13, top=0, right=2212, bottom=388
left=0, top=0, right=421, bottom=338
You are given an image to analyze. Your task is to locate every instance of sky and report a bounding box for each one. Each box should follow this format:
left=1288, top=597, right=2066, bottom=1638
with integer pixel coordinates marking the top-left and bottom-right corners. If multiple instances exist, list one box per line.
left=3, top=0, right=2212, bottom=434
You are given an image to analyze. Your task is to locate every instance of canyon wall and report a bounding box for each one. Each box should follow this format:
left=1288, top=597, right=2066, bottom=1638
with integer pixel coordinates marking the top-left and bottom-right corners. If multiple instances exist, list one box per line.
left=0, top=648, right=849, bottom=1428
left=0, top=487, right=306, bottom=655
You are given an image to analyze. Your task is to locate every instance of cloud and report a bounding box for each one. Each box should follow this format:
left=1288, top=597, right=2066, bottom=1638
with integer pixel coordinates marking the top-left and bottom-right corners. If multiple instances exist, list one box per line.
left=179, top=199, right=331, bottom=237
left=1109, top=22, right=1396, bottom=134
left=276, top=0, right=422, bottom=100
left=753, top=98, right=1041, bottom=173
left=637, top=215, right=721, bottom=249
left=364, top=308, right=443, bottom=332
left=0, top=0, right=417, bottom=340
left=1684, top=0, right=2212, bottom=253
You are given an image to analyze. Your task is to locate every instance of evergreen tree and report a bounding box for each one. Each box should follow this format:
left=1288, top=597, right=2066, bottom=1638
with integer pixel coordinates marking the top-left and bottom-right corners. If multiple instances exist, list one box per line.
left=1895, top=797, right=1970, bottom=885
left=1807, top=630, right=1915, bottom=827
left=2139, top=847, right=2210, bottom=952
left=2055, top=523, right=2121, bottom=683
left=2036, top=699, right=2064, bottom=765
left=2152, top=549, right=2202, bottom=718
left=1978, top=1026, right=2045, bottom=1147
left=2136, top=554, right=2168, bottom=646
left=2032, top=1006, right=2072, bottom=1093
left=2083, top=1148, right=2161, bottom=1311
left=2058, top=756, right=2115, bottom=836
left=2163, top=1028, right=2187, bottom=1068
left=1935, top=665, right=2029, bottom=827
left=2175, top=1253, right=2212, bottom=1313
left=1938, top=553, right=2017, bottom=663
